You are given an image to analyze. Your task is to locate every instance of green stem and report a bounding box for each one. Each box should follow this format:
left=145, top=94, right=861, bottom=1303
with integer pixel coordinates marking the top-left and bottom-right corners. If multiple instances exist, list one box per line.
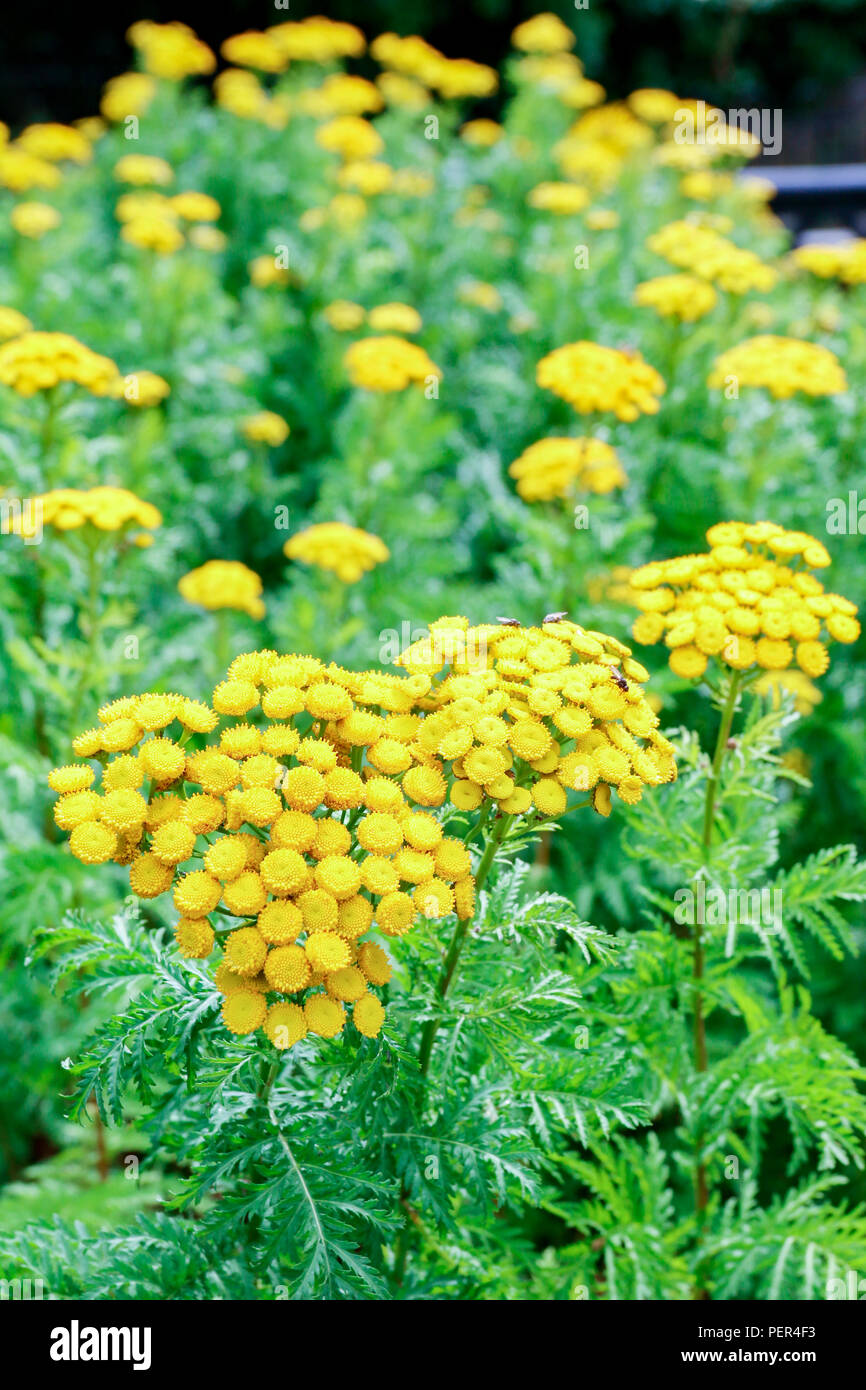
left=692, top=669, right=741, bottom=1289
left=394, top=811, right=513, bottom=1288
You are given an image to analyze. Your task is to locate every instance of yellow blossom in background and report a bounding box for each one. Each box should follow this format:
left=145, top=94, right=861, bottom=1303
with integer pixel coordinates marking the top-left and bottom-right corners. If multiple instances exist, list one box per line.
left=680, top=171, right=734, bottom=201
left=457, top=280, right=503, bottom=312
left=634, top=274, right=718, bottom=322
left=398, top=615, right=676, bottom=815
left=121, top=214, right=184, bottom=254
left=628, top=89, right=682, bottom=124
left=647, top=219, right=777, bottom=293
left=554, top=137, right=622, bottom=188
left=10, top=202, right=61, bottom=238
left=0, top=332, right=119, bottom=397
left=629, top=522, right=859, bottom=681
left=527, top=181, right=590, bottom=214
left=17, top=123, right=91, bottom=164
left=100, top=72, right=156, bottom=124
left=214, top=68, right=270, bottom=121
left=220, top=31, right=288, bottom=73
left=189, top=224, right=227, bottom=252
left=511, top=13, right=575, bottom=53
left=344, top=335, right=441, bottom=391
left=313, top=74, right=384, bottom=116
left=114, top=154, right=174, bottom=186
left=515, top=52, right=583, bottom=91
left=537, top=341, right=665, bottom=421
left=115, top=191, right=175, bottom=223
left=268, top=18, right=366, bottom=63
left=128, top=20, right=216, bottom=80
left=315, top=116, right=384, bottom=162
left=0, top=306, right=31, bottom=342
left=793, top=239, right=866, bottom=286
left=337, top=160, right=394, bottom=195
left=170, top=191, right=221, bottom=222
left=0, top=148, right=61, bottom=192
left=367, top=303, right=422, bottom=334
left=509, top=437, right=627, bottom=501
left=460, top=119, right=505, bottom=147
left=708, top=336, right=847, bottom=399
left=376, top=72, right=430, bottom=110
left=111, top=370, right=171, bottom=407
left=178, top=561, right=266, bottom=619
left=242, top=411, right=290, bottom=446
left=3, top=487, right=161, bottom=539
left=285, top=523, right=389, bottom=584
left=249, top=255, right=291, bottom=289
left=324, top=300, right=366, bottom=331
left=755, top=668, right=823, bottom=716
left=586, top=207, right=620, bottom=230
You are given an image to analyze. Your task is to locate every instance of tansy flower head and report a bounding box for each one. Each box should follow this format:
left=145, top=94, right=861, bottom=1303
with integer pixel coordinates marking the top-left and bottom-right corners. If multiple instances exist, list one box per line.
left=708, top=337, right=847, bottom=400
left=509, top=437, right=626, bottom=502
left=0, top=333, right=119, bottom=398
left=343, top=335, right=441, bottom=392
left=284, top=523, right=389, bottom=584
left=629, top=521, right=859, bottom=682
left=178, top=561, right=266, bottom=619
left=51, top=651, right=475, bottom=1043
left=397, top=615, right=675, bottom=813
left=536, top=341, right=665, bottom=422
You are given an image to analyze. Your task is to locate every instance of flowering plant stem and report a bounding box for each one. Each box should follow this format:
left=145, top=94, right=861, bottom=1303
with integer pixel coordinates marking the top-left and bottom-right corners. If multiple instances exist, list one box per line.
left=394, top=810, right=513, bottom=1285
left=692, top=667, right=741, bottom=1291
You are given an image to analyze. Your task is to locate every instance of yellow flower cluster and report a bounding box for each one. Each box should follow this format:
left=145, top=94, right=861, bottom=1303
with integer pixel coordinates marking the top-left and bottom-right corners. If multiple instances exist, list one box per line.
left=284, top=524, right=389, bottom=584
left=509, top=437, right=626, bottom=501
left=0, top=149, right=61, bottom=193
left=629, top=522, right=860, bottom=681
left=707, top=336, right=848, bottom=399
left=178, top=561, right=266, bottom=619
left=527, top=181, right=590, bottom=214
left=50, top=653, right=474, bottom=1044
left=511, top=13, right=575, bottom=53
left=0, top=332, right=119, bottom=397
left=647, top=220, right=777, bottom=294
left=10, top=202, right=62, bottom=238
left=127, top=21, right=216, bottom=81
left=241, top=411, right=290, bottom=446
left=343, top=335, right=441, bottom=392
left=370, top=34, right=498, bottom=99
left=268, top=18, right=366, bottom=63
left=536, top=341, right=665, bottom=421
left=100, top=73, right=156, bottom=124
left=398, top=615, right=676, bottom=816
left=17, top=123, right=91, bottom=164
left=221, top=31, right=288, bottom=73
left=111, top=370, right=170, bottom=407
left=3, top=487, right=161, bottom=539
left=315, top=116, right=384, bottom=162
left=114, top=155, right=173, bottom=187
left=793, top=240, right=866, bottom=286
left=634, top=274, right=718, bottom=322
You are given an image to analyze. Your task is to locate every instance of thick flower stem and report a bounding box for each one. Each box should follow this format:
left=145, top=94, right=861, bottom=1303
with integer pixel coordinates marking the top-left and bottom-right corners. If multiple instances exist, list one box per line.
left=692, top=669, right=741, bottom=1290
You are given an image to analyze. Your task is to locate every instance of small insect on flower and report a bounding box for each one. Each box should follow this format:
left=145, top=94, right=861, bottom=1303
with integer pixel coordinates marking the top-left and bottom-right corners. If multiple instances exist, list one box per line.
left=544, top=611, right=569, bottom=624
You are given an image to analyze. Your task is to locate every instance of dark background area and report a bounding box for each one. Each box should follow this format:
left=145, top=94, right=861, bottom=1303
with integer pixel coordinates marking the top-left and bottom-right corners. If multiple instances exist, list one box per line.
left=2, top=1, right=866, bottom=162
